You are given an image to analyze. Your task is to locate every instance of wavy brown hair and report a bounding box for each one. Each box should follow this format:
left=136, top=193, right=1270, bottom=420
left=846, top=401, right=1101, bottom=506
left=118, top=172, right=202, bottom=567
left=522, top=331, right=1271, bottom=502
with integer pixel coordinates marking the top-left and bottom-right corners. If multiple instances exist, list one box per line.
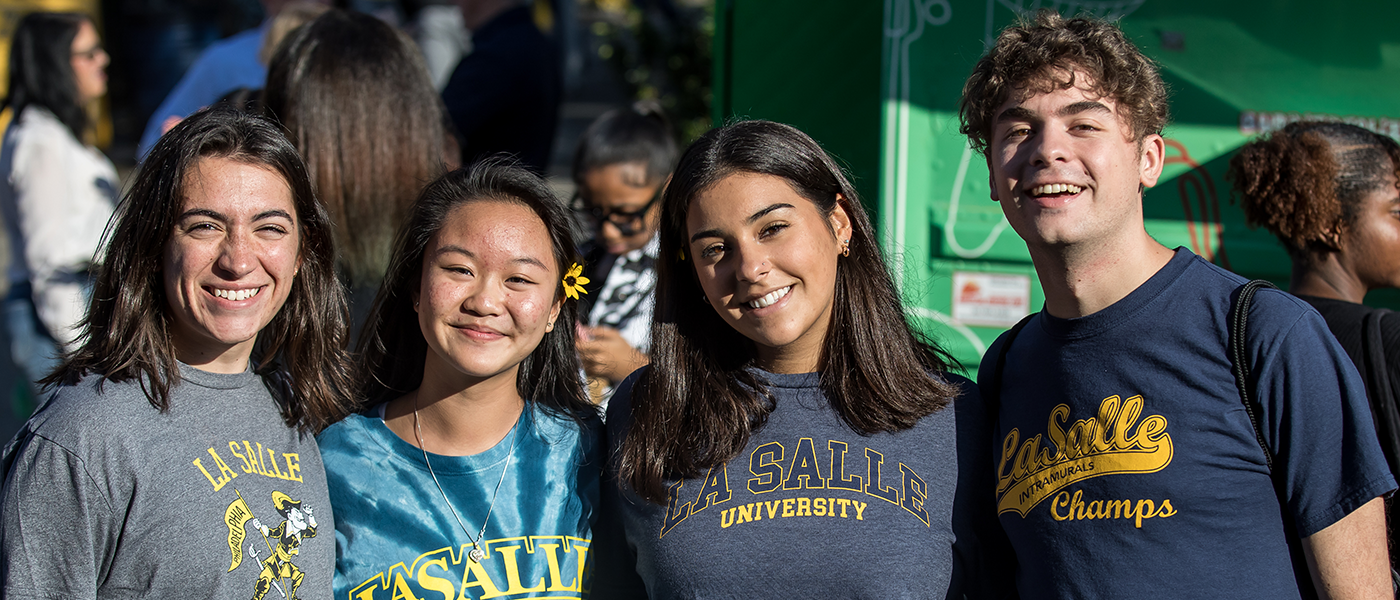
left=263, top=9, right=446, bottom=288
left=43, top=105, right=356, bottom=434
left=959, top=10, right=1169, bottom=155
left=1228, top=121, right=1400, bottom=258
left=618, top=120, right=959, bottom=503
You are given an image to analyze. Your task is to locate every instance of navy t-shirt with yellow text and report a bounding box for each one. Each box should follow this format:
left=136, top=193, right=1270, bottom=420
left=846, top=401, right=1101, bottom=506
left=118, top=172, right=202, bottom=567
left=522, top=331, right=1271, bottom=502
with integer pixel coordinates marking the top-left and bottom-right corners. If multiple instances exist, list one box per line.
left=979, top=248, right=1396, bottom=599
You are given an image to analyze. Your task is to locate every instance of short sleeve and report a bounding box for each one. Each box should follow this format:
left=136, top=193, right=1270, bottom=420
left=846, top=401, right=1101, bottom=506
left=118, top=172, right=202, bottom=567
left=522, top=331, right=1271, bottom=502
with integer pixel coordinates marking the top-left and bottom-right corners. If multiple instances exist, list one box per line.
left=1, top=432, right=115, bottom=599
left=1251, top=293, right=1397, bottom=537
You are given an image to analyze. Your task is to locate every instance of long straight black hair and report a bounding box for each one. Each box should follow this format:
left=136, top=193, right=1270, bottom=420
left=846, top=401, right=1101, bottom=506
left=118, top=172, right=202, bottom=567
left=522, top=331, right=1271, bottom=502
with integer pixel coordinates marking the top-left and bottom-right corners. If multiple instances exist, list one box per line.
left=3, top=12, right=89, bottom=139
left=619, top=120, right=959, bottom=503
left=357, top=159, right=593, bottom=422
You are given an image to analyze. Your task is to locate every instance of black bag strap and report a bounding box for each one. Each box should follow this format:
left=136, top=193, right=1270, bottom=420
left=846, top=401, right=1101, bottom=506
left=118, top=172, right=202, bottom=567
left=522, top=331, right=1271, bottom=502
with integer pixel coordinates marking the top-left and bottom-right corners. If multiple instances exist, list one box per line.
left=1228, top=279, right=1279, bottom=473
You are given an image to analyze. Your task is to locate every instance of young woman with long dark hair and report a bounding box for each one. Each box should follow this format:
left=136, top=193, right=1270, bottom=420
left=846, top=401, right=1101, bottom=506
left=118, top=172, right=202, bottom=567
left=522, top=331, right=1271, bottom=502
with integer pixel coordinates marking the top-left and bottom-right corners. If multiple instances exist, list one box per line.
left=0, top=12, right=117, bottom=391
left=317, top=161, right=603, bottom=598
left=0, top=105, right=355, bottom=598
left=596, top=120, right=996, bottom=598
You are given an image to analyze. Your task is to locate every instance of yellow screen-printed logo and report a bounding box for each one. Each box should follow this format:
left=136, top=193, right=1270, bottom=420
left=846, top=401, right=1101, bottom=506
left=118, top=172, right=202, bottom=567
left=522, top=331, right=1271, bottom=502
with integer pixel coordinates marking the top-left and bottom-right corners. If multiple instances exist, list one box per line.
left=996, top=394, right=1173, bottom=516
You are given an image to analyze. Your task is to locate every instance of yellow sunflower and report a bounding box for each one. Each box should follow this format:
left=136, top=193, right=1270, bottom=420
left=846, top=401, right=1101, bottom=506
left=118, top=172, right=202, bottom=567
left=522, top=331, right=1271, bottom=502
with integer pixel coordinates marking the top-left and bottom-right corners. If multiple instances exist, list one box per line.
left=563, top=263, right=590, bottom=300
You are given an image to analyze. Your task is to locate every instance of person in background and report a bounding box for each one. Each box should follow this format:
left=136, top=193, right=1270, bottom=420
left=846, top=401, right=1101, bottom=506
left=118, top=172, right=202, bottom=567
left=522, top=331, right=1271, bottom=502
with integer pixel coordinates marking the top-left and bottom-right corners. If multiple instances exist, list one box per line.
left=0, top=106, right=354, bottom=599
left=263, top=9, right=447, bottom=336
left=594, top=120, right=997, bottom=598
left=960, top=12, right=1393, bottom=598
left=0, top=12, right=117, bottom=392
left=402, top=0, right=469, bottom=89
left=572, top=101, right=676, bottom=404
left=138, top=0, right=325, bottom=159
left=441, top=0, right=560, bottom=173
left=1229, top=120, right=1400, bottom=575
left=317, top=161, right=601, bottom=598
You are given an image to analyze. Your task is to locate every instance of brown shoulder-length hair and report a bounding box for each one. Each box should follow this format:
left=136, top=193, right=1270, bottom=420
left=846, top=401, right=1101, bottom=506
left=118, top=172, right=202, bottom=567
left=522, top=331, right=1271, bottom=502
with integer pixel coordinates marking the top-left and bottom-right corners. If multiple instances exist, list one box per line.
left=1228, top=121, right=1400, bottom=258
left=43, top=105, right=357, bottom=434
left=959, top=10, right=1169, bottom=156
left=263, top=8, right=446, bottom=288
left=356, top=159, right=593, bottom=423
left=619, top=120, right=959, bottom=503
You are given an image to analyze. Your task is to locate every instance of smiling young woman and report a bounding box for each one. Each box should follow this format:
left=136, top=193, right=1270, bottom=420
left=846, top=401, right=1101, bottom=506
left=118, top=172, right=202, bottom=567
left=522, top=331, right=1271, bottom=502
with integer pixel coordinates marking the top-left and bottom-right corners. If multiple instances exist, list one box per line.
left=0, top=106, right=354, bottom=598
left=316, top=161, right=602, bottom=599
left=594, top=120, right=1000, bottom=598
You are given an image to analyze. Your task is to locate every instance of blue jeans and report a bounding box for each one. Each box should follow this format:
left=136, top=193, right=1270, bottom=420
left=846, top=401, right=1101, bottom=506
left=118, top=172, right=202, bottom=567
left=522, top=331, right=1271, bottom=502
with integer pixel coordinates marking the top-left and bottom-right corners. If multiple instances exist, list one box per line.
left=3, top=282, right=60, bottom=402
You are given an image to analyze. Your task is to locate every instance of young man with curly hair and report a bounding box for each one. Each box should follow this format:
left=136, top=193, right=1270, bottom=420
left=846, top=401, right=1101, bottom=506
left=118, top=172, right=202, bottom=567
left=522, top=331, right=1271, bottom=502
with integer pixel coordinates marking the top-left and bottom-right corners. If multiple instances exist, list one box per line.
left=961, top=11, right=1395, bottom=599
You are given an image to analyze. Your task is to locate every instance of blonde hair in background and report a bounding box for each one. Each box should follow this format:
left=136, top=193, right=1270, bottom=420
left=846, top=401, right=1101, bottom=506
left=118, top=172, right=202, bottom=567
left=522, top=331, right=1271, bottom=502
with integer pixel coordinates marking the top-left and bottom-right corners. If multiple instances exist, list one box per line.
left=259, top=1, right=331, bottom=65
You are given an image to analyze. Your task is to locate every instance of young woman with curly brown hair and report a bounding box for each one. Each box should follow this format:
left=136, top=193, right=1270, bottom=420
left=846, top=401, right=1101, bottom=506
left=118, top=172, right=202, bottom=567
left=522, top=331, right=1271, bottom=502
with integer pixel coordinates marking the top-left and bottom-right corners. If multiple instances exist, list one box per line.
left=1229, top=120, right=1400, bottom=574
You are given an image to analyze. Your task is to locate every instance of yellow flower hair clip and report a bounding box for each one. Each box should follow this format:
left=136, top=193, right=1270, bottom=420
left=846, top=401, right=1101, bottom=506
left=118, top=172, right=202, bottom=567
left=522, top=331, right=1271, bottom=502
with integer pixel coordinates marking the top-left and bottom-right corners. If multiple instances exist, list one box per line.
left=563, top=262, right=589, bottom=300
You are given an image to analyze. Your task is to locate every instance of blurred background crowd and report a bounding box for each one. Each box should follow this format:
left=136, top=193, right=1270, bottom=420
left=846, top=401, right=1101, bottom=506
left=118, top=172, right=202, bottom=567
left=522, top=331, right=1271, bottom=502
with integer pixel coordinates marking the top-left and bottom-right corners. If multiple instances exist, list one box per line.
left=0, top=0, right=715, bottom=436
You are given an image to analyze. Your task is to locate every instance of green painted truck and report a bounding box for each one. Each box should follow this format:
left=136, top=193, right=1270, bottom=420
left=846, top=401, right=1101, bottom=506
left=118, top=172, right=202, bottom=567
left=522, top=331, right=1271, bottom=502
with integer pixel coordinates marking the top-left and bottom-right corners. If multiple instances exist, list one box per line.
left=714, top=0, right=1400, bottom=375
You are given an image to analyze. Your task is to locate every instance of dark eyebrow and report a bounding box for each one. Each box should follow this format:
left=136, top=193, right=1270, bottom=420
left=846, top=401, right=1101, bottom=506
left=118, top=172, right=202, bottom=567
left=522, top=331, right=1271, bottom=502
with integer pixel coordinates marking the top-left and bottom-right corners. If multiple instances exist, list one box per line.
left=177, top=208, right=226, bottom=223
left=995, top=106, right=1036, bottom=123
left=253, top=209, right=293, bottom=222
left=1058, top=101, right=1113, bottom=118
left=689, top=203, right=794, bottom=244
left=434, top=245, right=547, bottom=270
left=994, top=101, right=1113, bottom=123
left=177, top=208, right=293, bottom=223
left=746, top=202, right=793, bottom=224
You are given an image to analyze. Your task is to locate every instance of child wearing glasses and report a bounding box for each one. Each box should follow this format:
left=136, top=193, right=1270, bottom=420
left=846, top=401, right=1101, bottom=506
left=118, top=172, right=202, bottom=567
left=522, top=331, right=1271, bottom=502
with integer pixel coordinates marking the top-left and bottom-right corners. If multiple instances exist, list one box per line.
left=570, top=102, right=678, bottom=405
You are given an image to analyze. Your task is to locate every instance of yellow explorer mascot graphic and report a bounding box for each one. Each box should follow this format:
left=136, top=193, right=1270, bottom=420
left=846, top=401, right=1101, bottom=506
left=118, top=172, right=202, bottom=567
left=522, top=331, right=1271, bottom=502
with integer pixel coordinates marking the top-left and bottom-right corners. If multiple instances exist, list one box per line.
left=997, top=394, right=1174, bottom=518
left=223, top=490, right=319, bottom=600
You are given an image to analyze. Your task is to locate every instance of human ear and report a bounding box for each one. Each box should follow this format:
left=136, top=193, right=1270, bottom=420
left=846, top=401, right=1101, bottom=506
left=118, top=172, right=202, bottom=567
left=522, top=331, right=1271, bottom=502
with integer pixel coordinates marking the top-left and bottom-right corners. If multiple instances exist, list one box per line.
left=1322, top=224, right=1345, bottom=252
left=1138, top=134, right=1166, bottom=189
left=829, top=195, right=855, bottom=252
left=547, top=295, right=563, bottom=333
left=987, top=159, right=1001, bottom=202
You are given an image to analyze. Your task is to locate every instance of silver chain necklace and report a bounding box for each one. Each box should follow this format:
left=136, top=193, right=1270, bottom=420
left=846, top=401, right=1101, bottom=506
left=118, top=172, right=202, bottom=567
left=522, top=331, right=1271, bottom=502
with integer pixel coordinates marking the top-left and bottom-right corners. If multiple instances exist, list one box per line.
left=413, top=396, right=519, bottom=563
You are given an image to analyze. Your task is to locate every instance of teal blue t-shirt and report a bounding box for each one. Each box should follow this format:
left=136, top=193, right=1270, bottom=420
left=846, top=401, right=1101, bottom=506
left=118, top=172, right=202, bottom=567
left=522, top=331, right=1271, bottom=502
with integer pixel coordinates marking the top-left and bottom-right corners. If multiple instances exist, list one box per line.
left=317, top=404, right=602, bottom=600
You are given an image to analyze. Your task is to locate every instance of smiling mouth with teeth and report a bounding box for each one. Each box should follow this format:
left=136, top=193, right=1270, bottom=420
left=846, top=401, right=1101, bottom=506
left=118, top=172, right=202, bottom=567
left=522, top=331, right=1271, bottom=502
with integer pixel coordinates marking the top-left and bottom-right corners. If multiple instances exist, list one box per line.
left=748, top=286, right=791, bottom=309
left=1029, top=183, right=1083, bottom=197
left=211, top=287, right=262, bottom=301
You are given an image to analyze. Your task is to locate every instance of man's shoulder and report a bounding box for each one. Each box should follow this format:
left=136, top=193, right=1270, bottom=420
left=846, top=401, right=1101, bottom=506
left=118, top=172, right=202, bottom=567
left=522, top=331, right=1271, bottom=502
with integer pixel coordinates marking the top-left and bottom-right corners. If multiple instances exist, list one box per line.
left=1173, top=252, right=1315, bottom=325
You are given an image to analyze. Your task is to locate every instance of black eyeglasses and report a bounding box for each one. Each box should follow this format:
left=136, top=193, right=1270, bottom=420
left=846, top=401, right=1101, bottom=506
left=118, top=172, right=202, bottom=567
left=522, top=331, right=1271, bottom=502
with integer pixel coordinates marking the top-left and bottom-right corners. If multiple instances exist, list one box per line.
left=71, top=45, right=105, bottom=61
left=574, top=188, right=661, bottom=237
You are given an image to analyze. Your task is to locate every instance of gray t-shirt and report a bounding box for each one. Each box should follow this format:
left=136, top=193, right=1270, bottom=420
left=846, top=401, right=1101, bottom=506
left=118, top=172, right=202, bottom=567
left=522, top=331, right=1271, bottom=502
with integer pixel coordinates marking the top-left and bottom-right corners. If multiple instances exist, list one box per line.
left=596, top=369, right=996, bottom=599
left=0, top=364, right=335, bottom=600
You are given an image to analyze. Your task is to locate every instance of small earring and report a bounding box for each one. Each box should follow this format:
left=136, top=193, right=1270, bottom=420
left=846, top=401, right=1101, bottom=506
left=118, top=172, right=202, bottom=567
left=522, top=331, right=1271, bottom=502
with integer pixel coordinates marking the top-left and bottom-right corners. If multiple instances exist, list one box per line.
left=842, top=239, right=851, bottom=257
left=699, top=293, right=708, bottom=304
left=546, top=321, right=555, bottom=332
left=413, top=300, right=419, bottom=310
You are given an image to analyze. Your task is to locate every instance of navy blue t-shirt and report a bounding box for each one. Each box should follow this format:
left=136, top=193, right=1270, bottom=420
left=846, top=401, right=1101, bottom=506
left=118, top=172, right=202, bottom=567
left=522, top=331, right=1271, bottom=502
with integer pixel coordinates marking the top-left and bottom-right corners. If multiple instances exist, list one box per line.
left=595, top=369, right=1003, bottom=599
left=977, top=248, right=1395, bottom=600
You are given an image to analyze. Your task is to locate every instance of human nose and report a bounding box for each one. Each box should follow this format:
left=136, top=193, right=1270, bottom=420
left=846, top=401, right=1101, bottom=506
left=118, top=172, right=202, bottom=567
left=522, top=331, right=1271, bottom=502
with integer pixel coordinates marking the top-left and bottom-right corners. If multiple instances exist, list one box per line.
left=215, top=232, right=256, bottom=278
left=462, top=279, right=504, bottom=316
left=599, top=219, right=623, bottom=242
left=734, top=243, right=770, bottom=283
left=1029, top=126, right=1070, bottom=166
